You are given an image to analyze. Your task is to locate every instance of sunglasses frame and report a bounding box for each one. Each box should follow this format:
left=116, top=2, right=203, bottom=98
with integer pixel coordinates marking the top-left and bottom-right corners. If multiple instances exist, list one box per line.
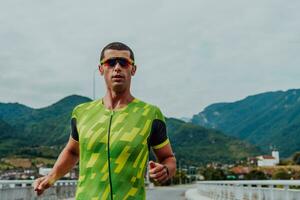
left=100, top=57, right=135, bottom=68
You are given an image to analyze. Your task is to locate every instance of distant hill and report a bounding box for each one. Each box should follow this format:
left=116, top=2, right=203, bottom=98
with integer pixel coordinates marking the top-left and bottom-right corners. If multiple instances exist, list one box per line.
left=0, top=118, right=16, bottom=139
left=166, top=118, right=260, bottom=165
left=0, top=95, right=260, bottom=165
left=0, top=119, right=19, bottom=156
left=0, top=95, right=91, bottom=157
left=0, top=102, right=33, bottom=123
left=179, top=117, right=191, bottom=123
left=191, top=89, right=300, bottom=157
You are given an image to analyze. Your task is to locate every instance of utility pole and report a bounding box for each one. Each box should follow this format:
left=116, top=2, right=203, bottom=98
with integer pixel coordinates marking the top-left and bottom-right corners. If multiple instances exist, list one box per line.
left=179, top=159, right=182, bottom=185
left=93, top=68, right=98, bottom=100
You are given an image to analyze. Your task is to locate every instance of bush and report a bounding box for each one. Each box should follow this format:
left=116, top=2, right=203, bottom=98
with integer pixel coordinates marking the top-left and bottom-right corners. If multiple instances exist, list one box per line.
left=245, top=170, right=268, bottom=180
left=272, top=169, right=291, bottom=180
left=202, top=167, right=226, bottom=180
left=292, top=152, right=300, bottom=165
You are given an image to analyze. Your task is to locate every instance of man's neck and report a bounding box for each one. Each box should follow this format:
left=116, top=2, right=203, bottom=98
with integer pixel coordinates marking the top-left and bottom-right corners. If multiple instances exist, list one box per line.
left=102, top=90, right=134, bottom=110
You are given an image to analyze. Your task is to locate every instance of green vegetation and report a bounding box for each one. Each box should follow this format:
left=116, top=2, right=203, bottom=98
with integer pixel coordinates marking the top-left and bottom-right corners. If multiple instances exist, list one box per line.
left=192, top=89, right=300, bottom=158
left=167, top=118, right=260, bottom=165
left=0, top=95, right=260, bottom=166
left=272, top=169, right=292, bottom=180
left=0, top=160, right=14, bottom=170
left=292, top=152, right=300, bottom=165
left=201, top=167, right=226, bottom=180
left=245, top=170, right=268, bottom=180
left=0, top=157, right=56, bottom=171
left=0, top=95, right=90, bottom=158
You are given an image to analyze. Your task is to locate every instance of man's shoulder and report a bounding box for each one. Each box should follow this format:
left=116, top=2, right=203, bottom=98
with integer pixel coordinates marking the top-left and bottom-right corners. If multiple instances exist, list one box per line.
left=134, top=98, right=160, bottom=110
left=71, top=99, right=100, bottom=117
left=134, top=98, right=164, bottom=120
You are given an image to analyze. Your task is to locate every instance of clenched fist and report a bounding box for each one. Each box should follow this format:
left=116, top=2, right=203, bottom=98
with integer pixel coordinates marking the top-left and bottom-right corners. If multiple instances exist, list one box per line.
left=33, top=175, right=55, bottom=196
left=149, top=161, right=169, bottom=184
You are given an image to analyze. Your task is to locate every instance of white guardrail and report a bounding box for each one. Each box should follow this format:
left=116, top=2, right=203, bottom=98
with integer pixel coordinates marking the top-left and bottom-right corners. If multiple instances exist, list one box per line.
left=195, top=180, right=300, bottom=200
left=0, top=180, right=77, bottom=200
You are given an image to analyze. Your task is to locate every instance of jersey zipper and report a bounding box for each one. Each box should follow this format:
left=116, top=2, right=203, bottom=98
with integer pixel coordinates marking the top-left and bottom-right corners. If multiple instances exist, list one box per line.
left=107, top=111, right=114, bottom=200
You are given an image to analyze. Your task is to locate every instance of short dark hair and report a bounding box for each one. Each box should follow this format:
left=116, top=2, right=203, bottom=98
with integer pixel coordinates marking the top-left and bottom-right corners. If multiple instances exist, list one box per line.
left=100, top=42, right=135, bottom=62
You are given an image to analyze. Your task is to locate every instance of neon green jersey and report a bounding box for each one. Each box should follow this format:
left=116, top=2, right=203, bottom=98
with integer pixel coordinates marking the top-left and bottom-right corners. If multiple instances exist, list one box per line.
left=71, top=98, right=169, bottom=200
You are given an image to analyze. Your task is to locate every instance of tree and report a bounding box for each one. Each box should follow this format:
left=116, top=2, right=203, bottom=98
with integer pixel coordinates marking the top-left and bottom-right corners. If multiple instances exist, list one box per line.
left=292, top=171, right=300, bottom=180
left=202, top=167, right=226, bottom=180
left=272, top=169, right=291, bottom=180
left=169, top=170, right=187, bottom=185
left=245, top=170, right=267, bottom=180
left=292, top=152, right=300, bottom=165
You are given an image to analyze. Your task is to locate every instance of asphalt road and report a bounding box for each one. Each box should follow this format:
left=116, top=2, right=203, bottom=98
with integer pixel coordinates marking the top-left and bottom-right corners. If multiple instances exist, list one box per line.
left=66, top=184, right=197, bottom=200
left=146, top=184, right=197, bottom=200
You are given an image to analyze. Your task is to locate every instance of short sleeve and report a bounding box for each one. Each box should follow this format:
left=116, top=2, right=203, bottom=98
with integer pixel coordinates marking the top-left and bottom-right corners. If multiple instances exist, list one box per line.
left=70, top=107, right=79, bottom=142
left=148, top=107, right=169, bottom=149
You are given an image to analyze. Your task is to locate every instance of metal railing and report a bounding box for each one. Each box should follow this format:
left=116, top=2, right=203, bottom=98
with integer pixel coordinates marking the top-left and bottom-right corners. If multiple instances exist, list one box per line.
left=0, top=180, right=77, bottom=200
left=197, top=180, right=300, bottom=200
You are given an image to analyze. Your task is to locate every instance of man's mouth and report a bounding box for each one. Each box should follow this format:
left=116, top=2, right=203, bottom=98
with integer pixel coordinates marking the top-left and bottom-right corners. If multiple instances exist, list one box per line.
left=112, top=75, right=124, bottom=81
left=113, top=75, right=124, bottom=78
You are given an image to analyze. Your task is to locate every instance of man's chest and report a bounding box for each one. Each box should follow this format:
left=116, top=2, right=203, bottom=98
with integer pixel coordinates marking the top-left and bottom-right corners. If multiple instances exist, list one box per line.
left=77, top=110, right=154, bottom=156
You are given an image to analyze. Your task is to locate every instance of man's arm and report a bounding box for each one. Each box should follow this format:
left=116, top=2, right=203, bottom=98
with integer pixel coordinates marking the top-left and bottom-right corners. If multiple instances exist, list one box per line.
left=149, top=143, right=176, bottom=183
left=33, top=137, right=79, bottom=196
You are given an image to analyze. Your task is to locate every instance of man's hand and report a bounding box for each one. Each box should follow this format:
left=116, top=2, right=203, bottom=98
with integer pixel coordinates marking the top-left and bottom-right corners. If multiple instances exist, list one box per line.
left=149, top=160, right=169, bottom=184
left=33, top=175, right=55, bottom=196
left=32, top=137, right=79, bottom=196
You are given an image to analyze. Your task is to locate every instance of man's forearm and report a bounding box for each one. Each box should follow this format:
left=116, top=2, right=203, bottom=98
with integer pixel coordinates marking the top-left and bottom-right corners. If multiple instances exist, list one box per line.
left=161, top=156, right=176, bottom=177
left=47, top=147, right=79, bottom=183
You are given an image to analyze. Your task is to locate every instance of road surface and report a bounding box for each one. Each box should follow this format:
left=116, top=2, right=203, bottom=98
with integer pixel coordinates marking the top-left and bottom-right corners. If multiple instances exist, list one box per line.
left=67, top=184, right=198, bottom=200
left=146, top=184, right=197, bottom=200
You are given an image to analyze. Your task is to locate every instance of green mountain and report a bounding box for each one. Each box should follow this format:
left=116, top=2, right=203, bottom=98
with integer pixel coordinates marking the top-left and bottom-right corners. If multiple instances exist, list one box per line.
left=0, top=118, right=16, bottom=139
left=0, top=102, right=33, bottom=123
left=191, top=89, right=300, bottom=157
left=0, top=119, right=20, bottom=156
left=18, top=95, right=92, bottom=145
left=0, top=95, right=91, bottom=157
left=166, top=118, right=260, bottom=165
left=0, top=95, right=259, bottom=165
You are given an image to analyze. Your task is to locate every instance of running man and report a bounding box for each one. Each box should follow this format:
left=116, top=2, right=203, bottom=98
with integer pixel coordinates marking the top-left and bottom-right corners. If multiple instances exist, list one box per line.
left=33, top=42, right=176, bottom=199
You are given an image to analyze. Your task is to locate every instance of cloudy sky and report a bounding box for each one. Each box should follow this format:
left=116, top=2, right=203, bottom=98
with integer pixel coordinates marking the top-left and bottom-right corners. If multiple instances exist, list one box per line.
left=1, top=0, right=300, bottom=118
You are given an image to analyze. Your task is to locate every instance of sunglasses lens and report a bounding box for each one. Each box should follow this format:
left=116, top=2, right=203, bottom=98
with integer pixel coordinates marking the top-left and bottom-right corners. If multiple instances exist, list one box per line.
left=106, top=59, right=117, bottom=67
left=118, top=58, right=130, bottom=67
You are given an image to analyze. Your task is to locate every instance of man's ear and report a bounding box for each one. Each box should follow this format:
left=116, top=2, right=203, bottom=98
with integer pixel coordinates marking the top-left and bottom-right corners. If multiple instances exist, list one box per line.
left=98, top=65, right=104, bottom=75
left=131, top=65, right=137, bottom=76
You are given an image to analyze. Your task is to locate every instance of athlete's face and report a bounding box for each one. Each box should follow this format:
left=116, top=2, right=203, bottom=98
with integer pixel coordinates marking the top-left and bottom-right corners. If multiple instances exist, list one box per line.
left=99, top=49, right=136, bottom=93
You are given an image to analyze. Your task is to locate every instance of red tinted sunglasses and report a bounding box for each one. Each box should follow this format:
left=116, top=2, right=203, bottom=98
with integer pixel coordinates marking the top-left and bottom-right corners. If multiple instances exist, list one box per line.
left=100, top=57, right=134, bottom=68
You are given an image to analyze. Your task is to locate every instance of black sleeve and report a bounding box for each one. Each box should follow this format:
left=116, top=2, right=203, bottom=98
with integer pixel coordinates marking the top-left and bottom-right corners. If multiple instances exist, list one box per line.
left=148, top=119, right=168, bottom=148
left=71, top=118, right=79, bottom=142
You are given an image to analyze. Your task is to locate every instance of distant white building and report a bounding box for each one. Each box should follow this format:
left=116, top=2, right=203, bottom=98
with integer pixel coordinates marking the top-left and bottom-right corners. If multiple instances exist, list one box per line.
left=39, top=168, right=52, bottom=176
left=257, top=150, right=280, bottom=167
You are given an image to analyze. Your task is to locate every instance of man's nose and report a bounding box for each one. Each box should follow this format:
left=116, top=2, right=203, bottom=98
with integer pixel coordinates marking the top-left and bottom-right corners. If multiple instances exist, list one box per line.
left=113, top=63, right=122, bottom=71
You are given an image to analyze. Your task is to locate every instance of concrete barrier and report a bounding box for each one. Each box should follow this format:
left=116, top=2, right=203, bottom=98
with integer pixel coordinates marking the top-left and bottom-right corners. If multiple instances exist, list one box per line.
left=0, top=180, right=77, bottom=200
left=192, top=180, right=300, bottom=200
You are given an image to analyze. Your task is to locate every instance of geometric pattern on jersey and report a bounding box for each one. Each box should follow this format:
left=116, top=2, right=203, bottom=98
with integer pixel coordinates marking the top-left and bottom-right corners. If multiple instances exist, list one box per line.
left=71, top=98, right=169, bottom=200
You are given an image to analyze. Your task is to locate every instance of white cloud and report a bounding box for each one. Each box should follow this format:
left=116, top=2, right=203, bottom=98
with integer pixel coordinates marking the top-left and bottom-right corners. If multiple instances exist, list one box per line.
left=1, top=0, right=300, bottom=117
